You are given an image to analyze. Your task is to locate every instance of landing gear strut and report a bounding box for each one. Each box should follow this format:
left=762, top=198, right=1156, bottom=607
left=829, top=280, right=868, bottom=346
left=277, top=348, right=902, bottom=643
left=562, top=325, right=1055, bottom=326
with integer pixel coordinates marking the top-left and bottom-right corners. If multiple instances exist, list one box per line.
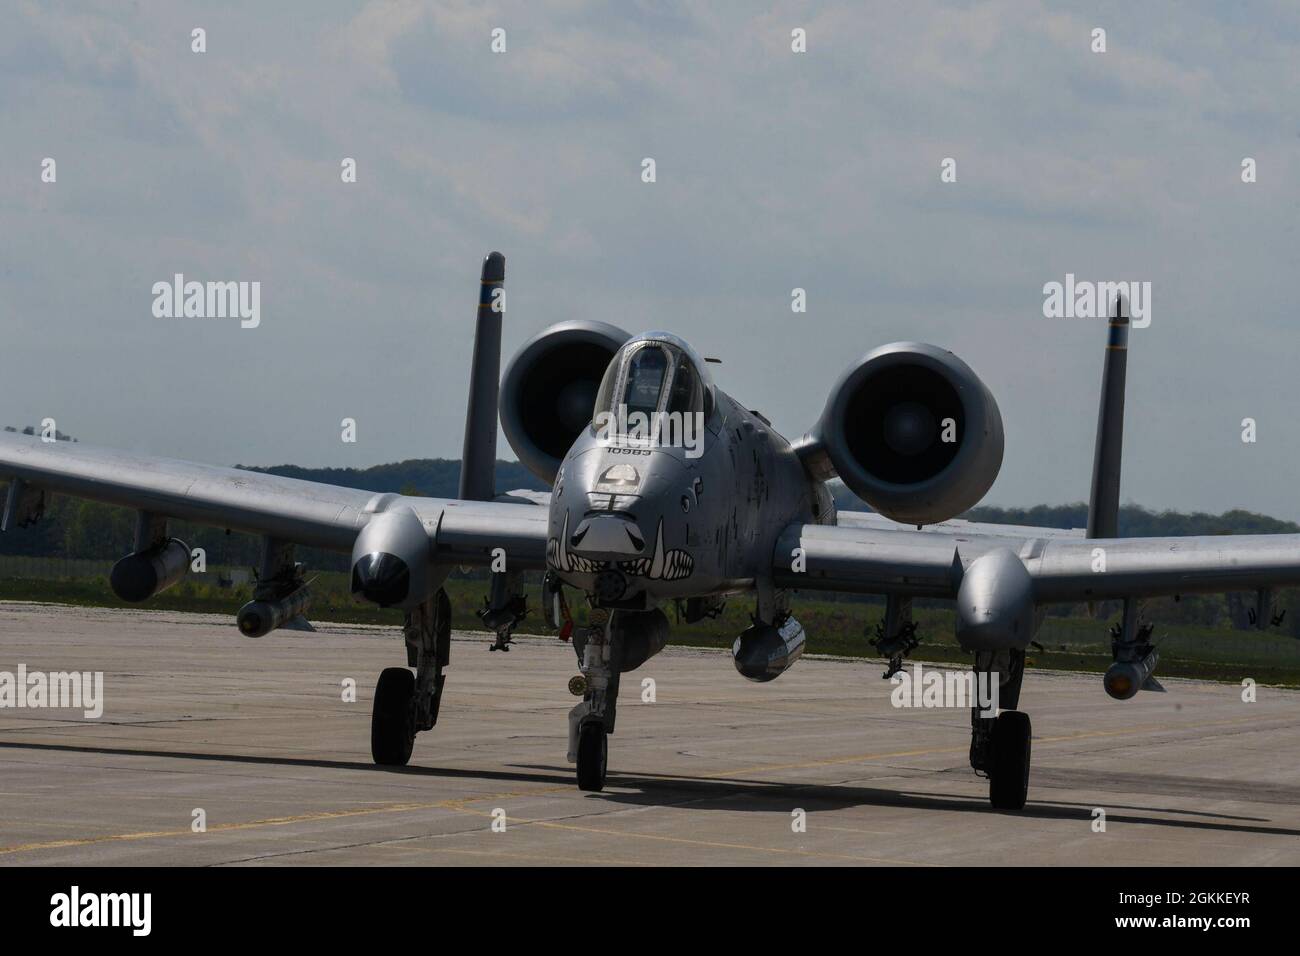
left=371, top=588, right=450, bottom=766
left=567, top=609, right=623, bottom=791
left=969, top=647, right=1032, bottom=810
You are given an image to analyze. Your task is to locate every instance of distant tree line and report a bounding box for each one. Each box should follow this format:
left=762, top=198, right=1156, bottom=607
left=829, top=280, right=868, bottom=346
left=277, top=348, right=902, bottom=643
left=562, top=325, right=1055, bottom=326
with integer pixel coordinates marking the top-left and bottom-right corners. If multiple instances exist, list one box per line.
left=831, top=485, right=1300, bottom=536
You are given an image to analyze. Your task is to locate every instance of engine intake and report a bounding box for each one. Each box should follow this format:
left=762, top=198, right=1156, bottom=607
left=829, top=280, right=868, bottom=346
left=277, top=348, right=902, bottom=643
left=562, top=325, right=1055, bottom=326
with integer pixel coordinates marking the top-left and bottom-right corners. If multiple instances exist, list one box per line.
left=805, top=342, right=1004, bottom=525
left=500, top=320, right=630, bottom=482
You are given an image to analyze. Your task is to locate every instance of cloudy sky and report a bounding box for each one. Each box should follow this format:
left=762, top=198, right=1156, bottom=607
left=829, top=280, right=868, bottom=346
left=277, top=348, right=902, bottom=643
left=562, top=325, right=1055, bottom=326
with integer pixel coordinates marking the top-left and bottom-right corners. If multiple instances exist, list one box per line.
left=2, top=1, right=1298, bottom=516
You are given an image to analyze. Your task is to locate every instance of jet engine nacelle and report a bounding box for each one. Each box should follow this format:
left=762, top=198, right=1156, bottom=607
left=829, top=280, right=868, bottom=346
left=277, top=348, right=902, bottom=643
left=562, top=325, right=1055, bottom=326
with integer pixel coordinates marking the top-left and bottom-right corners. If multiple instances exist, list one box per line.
left=109, top=537, right=191, bottom=602
left=500, top=320, right=630, bottom=483
left=805, top=342, right=1004, bottom=525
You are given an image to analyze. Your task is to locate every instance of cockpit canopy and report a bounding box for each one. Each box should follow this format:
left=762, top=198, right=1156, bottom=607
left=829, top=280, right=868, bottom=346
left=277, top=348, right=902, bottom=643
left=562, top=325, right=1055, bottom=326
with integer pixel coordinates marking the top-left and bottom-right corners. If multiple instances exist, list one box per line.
left=592, top=332, right=714, bottom=431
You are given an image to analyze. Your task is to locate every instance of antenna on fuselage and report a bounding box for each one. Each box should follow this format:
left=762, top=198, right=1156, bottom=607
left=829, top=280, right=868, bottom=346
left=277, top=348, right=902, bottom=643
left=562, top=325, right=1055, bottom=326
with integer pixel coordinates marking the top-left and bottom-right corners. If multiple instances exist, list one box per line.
left=1086, top=292, right=1129, bottom=539
left=458, top=251, right=505, bottom=502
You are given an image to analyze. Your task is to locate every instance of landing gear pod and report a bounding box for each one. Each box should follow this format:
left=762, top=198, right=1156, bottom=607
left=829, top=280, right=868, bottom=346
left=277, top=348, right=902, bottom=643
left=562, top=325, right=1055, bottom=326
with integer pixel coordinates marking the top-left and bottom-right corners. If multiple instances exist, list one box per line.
left=237, top=585, right=313, bottom=638
left=732, top=615, right=806, bottom=682
left=109, top=538, right=190, bottom=602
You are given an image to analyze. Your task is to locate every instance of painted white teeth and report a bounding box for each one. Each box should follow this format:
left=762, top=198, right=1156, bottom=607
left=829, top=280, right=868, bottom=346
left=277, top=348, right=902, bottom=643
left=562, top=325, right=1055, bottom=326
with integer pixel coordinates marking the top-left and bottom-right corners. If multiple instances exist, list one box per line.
left=552, top=515, right=694, bottom=580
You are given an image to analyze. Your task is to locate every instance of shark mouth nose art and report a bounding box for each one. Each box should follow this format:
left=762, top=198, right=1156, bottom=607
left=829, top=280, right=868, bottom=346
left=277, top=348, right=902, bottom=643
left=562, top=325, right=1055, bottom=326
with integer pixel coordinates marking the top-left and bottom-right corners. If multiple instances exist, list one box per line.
left=549, top=514, right=694, bottom=581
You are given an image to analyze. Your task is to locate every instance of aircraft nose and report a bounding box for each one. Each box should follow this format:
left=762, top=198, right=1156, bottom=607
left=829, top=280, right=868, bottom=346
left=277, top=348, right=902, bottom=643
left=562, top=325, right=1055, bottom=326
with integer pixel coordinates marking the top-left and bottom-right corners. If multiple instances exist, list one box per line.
left=569, top=513, right=645, bottom=555
left=351, top=551, right=410, bottom=607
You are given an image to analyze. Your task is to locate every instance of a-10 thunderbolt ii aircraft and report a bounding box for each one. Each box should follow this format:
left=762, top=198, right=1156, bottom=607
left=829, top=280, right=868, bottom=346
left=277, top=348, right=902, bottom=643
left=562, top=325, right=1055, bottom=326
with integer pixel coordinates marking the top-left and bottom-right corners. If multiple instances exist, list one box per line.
left=3, top=252, right=1298, bottom=810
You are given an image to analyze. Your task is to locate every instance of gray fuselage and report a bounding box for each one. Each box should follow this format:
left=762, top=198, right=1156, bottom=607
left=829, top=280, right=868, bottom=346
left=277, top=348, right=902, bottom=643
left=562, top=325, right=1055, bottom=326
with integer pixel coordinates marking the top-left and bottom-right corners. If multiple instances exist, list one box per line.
left=547, top=381, right=831, bottom=609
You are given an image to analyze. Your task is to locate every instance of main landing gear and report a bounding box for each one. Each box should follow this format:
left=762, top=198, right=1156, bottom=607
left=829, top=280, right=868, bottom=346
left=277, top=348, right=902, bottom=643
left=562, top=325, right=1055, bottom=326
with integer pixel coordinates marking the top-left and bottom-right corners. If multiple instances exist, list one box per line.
left=567, top=609, right=623, bottom=792
left=968, top=647, right=1031, bottom=810
left=371, top=588, right=451, bottom=766
left=874, top=595, right=1033, bottom=811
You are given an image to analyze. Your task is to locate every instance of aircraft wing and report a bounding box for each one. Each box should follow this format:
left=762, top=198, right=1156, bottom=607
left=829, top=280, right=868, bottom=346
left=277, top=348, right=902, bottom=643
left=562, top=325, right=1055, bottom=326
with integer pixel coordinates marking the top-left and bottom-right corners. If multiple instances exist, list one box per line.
left=835, top=509, right=1086, bottom=541
left=773, top=518, right=1300, bottom=602
left=0, top=431, right=549, bottom=567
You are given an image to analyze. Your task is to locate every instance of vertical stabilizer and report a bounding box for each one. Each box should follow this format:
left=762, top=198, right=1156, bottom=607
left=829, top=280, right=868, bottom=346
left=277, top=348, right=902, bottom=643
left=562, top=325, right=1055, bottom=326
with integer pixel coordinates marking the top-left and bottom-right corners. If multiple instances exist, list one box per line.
left=458, top=251, right=505, bottom=502
left=1086, top=293, right=1129, bottom=538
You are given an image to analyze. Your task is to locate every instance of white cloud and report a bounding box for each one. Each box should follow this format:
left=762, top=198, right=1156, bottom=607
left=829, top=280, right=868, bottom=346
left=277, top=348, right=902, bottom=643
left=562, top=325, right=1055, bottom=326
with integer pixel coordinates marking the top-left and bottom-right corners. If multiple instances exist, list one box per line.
left=3, top=0, right=1299, bottom=516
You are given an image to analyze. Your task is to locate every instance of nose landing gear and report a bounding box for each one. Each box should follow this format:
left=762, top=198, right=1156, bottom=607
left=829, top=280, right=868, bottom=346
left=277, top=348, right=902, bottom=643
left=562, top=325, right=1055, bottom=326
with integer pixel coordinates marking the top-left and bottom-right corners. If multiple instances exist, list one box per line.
left=575, top=721, right=608, bottom=791
left=568, top=609, right=623, bottom=792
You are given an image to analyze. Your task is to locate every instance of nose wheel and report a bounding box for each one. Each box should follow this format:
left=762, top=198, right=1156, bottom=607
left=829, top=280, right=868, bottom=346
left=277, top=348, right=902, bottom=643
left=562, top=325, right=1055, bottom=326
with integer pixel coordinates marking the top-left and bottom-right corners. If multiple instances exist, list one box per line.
left=371, top=666, right=416, bottom=765
left=576, top=721, right=608, bottom=791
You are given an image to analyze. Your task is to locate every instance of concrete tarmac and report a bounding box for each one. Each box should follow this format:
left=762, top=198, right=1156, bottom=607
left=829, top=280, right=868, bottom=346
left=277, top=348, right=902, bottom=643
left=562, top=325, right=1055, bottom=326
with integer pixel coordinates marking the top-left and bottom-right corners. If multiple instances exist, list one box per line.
left=0, top=601, right=1297, bottom=866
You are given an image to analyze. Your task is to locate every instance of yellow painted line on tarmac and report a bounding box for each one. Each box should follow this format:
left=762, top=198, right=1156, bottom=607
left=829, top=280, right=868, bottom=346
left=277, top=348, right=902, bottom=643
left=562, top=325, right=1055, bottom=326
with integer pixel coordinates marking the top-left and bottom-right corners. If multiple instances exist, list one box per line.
left=405, top=846, right=651, bottom=866
left=437, top=802, right=943, bottom=866
left=513, top=818, right=944, bottom=866
left=0, top=785, right=572, bottom=857
left=0, top=801, right=447, bottom=856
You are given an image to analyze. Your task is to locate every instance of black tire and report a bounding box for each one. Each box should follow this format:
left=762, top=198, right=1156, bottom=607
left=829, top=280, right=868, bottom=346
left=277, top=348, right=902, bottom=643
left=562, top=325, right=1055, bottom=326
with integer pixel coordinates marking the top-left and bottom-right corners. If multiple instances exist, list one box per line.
left=988, top=710, right=1032, bottom=810
left=371, top=667, right=416, bottom=766
left=576, top=721, right=608, bottom=792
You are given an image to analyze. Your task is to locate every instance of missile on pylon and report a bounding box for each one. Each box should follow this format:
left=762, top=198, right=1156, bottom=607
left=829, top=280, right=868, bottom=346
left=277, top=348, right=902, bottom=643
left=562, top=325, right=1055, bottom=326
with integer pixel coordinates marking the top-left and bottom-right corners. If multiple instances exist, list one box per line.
left=238, top=584, right=313, bottom=638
